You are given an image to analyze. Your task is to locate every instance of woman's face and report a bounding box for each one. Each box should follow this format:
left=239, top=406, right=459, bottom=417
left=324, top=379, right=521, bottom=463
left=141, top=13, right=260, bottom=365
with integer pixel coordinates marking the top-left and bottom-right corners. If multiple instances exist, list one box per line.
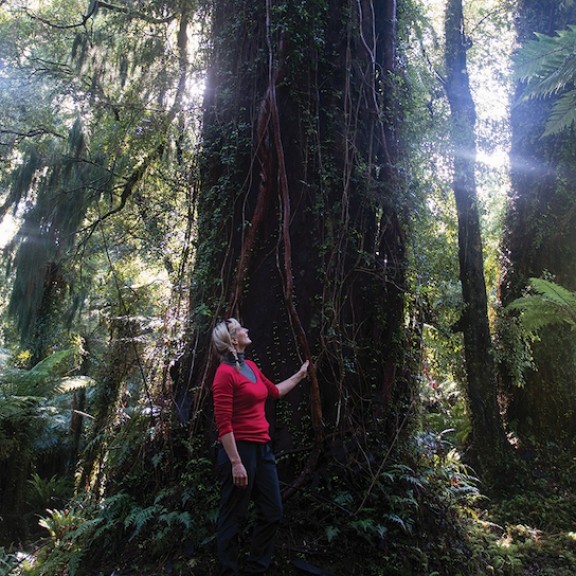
left=232, top=324, right=251, bottom=351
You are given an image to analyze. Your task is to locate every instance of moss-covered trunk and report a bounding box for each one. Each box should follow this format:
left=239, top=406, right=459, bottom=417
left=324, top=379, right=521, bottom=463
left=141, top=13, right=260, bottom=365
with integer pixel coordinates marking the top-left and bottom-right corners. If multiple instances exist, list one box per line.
left=501, top=0, right=576, bottom=449
left=176, top=0, right=411, bottom=482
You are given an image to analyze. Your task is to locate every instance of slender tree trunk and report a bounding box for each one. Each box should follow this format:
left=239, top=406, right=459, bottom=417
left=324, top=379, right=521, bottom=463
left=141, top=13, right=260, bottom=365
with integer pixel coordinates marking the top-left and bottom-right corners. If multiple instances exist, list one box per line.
left=444, top=0, right=510, bottom=475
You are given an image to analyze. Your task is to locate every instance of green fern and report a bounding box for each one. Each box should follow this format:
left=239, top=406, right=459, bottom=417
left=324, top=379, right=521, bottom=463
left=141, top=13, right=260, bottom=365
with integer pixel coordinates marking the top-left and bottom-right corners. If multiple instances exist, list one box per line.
left=35, top=505, right=93, bottom=576
left=124, top=504, right=162, bottom=540
left=384, top=513, right=412, bottom=534
left=514, top=25, right=576, bottom=135
left=57, top=375, right=95, bottom=393
left=0, top=348, right=94, bottom=464
left=0, top=548, right=18, bottom=576
left=542, top=90, right=576, bottom=136
left=0, top=348, right=76, bottom=397
left=506, top=278, right=576, bottom=333
left=158, top=510, right=193, bottom=530
left=0, top=395, right=41, bottom=418
left=516, top=27, right=576, bottom=94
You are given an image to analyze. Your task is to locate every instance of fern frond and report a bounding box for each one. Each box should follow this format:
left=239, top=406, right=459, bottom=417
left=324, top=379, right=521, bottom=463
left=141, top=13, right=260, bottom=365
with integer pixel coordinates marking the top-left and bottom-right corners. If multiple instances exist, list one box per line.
left=153, top=487, right=178, bottom=505
left=506, top=278, right=576, bottom=332
left=527, top=278, right=576, bottom=306
left=543, top=90, right=576, bottom=135
left=101, top=492, right=136, bottom=521
left=124, top=504, right=162, bottom=540
left=91, top=517, right=118, bottom=542
left=515, top=31, right=570, bottom=82
left=0, top=349, right=75, bottom=396
left=28, top=349, right=75, bottom=379
left=514, top=25, right=576, bottom=135
left=387, top=464, right=416, bottom=475
left=57, top=376, right=95, bottom=393
left=158, top=511, right=193, bottom=530
left=0, top=396, right=43, bottom=419
left=400, top=474, right=425, bottom=490
left=62, top=517, right=104, bottom=542
left=516, top=26, right=576, bottom=85
left=384, top=513, right=412, bottom=534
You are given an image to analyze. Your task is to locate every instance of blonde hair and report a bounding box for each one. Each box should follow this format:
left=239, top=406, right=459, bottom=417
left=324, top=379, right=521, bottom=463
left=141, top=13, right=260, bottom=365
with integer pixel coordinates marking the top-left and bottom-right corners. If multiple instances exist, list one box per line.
left=212, top=318, right=241, bottom=367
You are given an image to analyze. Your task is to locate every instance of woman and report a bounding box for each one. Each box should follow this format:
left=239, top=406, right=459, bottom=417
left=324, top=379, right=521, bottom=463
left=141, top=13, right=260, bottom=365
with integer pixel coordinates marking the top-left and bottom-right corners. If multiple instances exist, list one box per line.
left=211, top=318, right=309, bottom=576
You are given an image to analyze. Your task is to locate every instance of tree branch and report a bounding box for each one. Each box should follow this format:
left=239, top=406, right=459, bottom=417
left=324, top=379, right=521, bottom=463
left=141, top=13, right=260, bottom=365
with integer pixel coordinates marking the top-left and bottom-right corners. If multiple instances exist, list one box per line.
left=25, top=0, right=175, bottom=31
left=96, top=0, right=176, bottom=24
left=24, top=3, right=97, bottom=30
left=0, top=127, right=66, bottom=140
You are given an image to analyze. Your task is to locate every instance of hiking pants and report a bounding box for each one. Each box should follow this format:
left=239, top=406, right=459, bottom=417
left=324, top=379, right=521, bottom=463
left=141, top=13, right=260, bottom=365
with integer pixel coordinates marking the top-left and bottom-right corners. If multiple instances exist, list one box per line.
left=216, top=441, right=283, bottom=575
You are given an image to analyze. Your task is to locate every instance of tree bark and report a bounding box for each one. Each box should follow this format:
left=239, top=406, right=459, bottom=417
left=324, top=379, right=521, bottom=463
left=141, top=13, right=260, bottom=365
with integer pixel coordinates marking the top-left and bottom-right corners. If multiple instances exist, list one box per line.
left=444, top=0, right=510, bottom=475
left=500, top=0, right=576, bottom=449
left=176, top=0, right=411, bottom=485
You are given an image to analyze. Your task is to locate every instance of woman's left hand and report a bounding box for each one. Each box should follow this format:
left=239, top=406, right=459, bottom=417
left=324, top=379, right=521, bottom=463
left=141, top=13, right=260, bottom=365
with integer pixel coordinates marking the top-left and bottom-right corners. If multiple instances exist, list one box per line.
left=298, top=360, right=310, bottom=380
left=276, top=360, right=310, bottom=397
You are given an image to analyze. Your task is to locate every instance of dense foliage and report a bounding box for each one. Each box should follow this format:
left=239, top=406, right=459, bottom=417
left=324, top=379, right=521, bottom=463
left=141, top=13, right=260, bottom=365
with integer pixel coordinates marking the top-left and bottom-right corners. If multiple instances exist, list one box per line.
left=1, top=1, right=576, bottom=575
left=514, top=24, right=576, bottom=136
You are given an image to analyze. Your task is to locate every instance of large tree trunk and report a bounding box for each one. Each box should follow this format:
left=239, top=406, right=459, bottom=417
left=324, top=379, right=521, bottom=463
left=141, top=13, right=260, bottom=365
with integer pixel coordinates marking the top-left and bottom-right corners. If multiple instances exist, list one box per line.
left=500, top=0, right=576, bottom=449
left=176, top=0, right=411, bottom=484
left=444, top=0, right=510, bottom=475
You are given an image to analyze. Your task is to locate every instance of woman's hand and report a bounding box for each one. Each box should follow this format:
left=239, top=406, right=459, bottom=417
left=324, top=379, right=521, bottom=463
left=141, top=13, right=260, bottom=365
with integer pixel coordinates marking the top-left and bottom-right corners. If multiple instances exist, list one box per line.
left=298, top=360, right=310, bottom=381
left=276, top=359, right=311, bottom=397
left=220, top=433, right=247, bottom=487
left=232, top=461, right=248, bottom=488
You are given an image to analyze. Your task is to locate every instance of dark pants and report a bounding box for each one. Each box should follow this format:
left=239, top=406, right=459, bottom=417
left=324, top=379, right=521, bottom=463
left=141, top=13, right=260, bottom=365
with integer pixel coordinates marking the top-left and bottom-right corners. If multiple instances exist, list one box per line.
left=216, top=442, right=283, bottom=575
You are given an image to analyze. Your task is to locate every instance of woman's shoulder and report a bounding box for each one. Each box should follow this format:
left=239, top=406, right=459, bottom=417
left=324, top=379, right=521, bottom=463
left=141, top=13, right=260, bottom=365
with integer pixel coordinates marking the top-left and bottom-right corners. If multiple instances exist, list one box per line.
left=214, top=362, right=236, bottom=379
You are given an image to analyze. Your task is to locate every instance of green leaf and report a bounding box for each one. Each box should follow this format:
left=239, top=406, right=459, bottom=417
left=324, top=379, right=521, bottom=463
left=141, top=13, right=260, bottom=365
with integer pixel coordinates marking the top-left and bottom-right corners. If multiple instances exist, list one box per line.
left=514, top=25, right=576, bottom=135
left=506, top=278, right=576, bottom=332
left=325, top=525, right=339, bottom=542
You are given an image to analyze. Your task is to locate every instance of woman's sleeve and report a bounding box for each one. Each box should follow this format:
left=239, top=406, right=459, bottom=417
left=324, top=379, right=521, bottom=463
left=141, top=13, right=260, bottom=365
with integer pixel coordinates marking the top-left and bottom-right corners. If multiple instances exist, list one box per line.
left=213, top=368, right=234, bottom=436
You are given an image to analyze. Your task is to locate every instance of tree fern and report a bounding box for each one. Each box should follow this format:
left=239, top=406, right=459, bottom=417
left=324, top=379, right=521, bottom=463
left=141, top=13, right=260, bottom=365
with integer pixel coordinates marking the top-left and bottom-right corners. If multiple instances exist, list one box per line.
left=0, top=348, right=95, bottom=522
left=542, top=90, right=576, bottom=136
left=514, top=25, right=576, bottom=135
left=0, top=348, right=74, bottom=396
left=506, top=278, right=576, bottom=332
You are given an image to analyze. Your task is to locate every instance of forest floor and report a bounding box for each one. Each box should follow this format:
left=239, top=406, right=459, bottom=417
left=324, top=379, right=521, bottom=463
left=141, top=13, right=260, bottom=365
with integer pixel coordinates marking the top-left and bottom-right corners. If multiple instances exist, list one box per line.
left=6, top=447, right=576, bottom=576
left=105, top=447, right=576, bottom=576
left=473, top=447, right=576, bottom=576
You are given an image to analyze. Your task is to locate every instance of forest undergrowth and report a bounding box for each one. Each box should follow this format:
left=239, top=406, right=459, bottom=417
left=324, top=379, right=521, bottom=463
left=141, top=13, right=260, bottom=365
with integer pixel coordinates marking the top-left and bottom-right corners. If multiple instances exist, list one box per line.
left=0, top=345, right=574, bottom=576
left=3, top=423, right=576, bottom=576
left=1, top=347, right=574, bottom=576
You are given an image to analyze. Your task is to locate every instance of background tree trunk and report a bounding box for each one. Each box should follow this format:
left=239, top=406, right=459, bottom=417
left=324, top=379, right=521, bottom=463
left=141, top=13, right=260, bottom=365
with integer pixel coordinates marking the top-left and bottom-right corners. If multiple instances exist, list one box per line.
left=444, top=0, right=510, bottom=475
left=501, top=0, right=576, bottom=449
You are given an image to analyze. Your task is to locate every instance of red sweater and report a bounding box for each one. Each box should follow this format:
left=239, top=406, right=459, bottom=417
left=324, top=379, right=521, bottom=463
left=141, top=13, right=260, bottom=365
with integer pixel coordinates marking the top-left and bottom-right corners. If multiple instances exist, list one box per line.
left=212, top=360, right=280, bottom=443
